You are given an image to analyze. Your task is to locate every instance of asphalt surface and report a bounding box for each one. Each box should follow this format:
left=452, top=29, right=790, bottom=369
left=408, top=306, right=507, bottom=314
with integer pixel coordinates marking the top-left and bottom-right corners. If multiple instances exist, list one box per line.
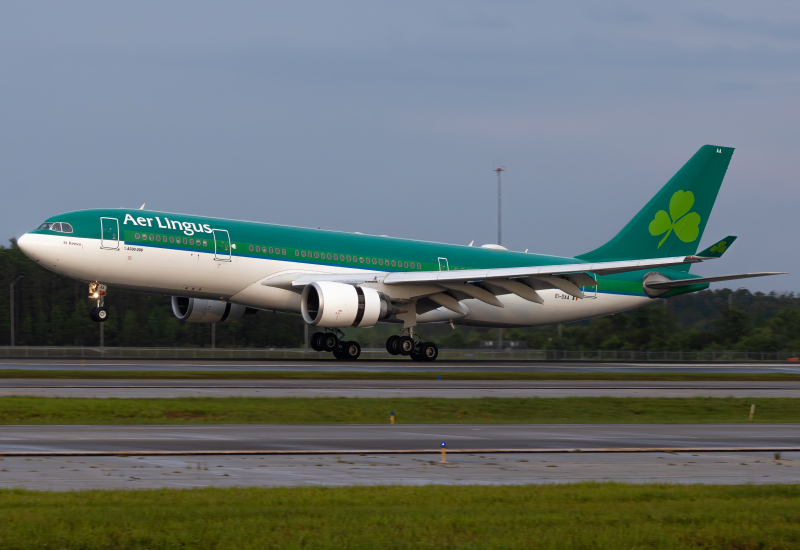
left=2, top=424, right=798, bottom=454
left=2, top=379, right=800, bottom=398
left=2, top=359, right=800, bottom=373
left=2, top=451, right=798, bottom=490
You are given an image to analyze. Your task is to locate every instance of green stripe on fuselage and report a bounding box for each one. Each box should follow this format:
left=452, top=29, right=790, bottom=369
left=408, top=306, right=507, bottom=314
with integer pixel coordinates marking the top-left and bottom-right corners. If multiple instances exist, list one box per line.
left=30, top=208, right=708, bottom=297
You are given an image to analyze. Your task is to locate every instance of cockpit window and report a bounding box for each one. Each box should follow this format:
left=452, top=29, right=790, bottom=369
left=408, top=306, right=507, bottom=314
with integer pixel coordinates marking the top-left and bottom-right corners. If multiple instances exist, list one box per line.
left=38, top=222, right=73, bottom=233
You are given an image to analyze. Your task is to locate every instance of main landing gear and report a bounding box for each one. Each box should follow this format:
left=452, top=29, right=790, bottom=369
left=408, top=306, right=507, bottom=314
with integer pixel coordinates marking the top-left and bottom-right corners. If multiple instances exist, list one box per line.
left=310, top=329, right=362, bottom=361
left=88, top=283, right=109, bottom=323
left=386, top=329, right=438, bottom=362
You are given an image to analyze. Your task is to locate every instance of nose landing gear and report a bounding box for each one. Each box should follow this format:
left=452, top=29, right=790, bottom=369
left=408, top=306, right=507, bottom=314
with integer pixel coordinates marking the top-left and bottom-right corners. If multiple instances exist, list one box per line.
left=88, top=283, right=109, bottom=323
left=310, top=329, right=361, bottom=360
left=385, top=329, right=438, bottom=362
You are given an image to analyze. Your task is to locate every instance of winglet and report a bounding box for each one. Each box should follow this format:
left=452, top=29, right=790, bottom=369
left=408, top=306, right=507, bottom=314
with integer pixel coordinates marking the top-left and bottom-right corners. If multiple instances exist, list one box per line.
left=697, top=236, right=737, bottom=258
left=139, top=203, right=146, bottom=210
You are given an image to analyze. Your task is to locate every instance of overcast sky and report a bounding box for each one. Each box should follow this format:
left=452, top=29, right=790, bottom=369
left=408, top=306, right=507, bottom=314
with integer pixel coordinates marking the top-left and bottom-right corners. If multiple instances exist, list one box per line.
left=1, top=1, right=797, bottom=292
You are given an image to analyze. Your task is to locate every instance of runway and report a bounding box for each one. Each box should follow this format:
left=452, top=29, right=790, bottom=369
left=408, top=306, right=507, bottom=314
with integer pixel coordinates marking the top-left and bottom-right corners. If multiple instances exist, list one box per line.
left=2, top=424, right=799, bottom=454
left=2, top=379, right=800, bottom=397
left=1, top=424, right=799, bottom=490
left=2, top=359, right=800, bottom=374
left=1, top=451, right=798, bottom=490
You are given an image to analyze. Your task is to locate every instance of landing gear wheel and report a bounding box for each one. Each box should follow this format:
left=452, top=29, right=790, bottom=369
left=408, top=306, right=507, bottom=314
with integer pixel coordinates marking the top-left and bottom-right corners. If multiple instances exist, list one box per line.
left=321, top=333, right=339, bottom=351
left=410, top=349, right=424, bottom=362
left=342, top=341, right=361, bottom=360
left=95, top=307, right=109, bottom=322
left=420, top=342, right=438, bottom=362
left=310, top=332, right=325, bottom=351
left=397, top=336, right=415, bottom=356
left=90, top=307, right=109, bottom=323
left=332, top=348, right=346, bottom=360
left=386, top=335, right=400, bottom=355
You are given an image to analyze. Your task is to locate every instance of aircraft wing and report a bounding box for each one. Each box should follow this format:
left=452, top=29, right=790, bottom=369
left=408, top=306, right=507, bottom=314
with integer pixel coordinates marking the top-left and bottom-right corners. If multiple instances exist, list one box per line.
left=643, top=272, right=787, bottom=289
left=271, top=256, right=710, bottom=308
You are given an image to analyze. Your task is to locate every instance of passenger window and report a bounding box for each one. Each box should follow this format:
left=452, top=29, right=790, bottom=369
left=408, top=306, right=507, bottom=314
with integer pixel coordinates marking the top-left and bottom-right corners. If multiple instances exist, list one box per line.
left=183, top=238, right=187, bottom=244
left=391, top=260, right=396, bottom=266
left=61, top=223, right=73, bottom=233
left=404, top=262, right=408, bottom=268
left=189, top=239, right=194, bottom=245
left=281, top=249, right=286, bottom=255
left=334, top=254, right=338, bottom=260
left=327, top=253, right=332, bottom=260
left=203, top=240, right=207, bottom=247
left=416, top=263, right=421, bottom=269
left=301, top=251, right=306, bottom=257
left=150, top=235, right=155, bottom=241
left=378, top=259, right=383, bottom=265
left=249, top=245, right=254, bottom=251
left=156, top=235, right=161, bottom=242
left=169, top=236, right=173, bottom=243
left=135, top=233, right=141, bottom=239
left=359, top=257, right=364, bottom=263
left=346, top=255, right=351, bottom=261
left=314, top=252, right=319, bottom=258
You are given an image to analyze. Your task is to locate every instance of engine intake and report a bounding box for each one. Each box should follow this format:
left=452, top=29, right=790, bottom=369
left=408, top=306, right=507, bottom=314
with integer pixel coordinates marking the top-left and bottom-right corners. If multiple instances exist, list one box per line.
left=171, top=297, right=251, bottom=323
left=301, top=281, right=393, bottom=328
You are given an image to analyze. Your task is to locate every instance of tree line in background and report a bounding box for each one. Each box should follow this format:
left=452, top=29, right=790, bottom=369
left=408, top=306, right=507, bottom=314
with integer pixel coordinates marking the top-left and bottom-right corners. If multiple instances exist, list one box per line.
left=1, top=239, right=799, bottom=351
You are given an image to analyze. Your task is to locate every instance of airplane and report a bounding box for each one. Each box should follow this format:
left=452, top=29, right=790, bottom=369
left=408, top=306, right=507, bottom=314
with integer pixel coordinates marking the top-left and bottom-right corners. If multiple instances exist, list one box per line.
left=16, top=145, right=786, bottom=361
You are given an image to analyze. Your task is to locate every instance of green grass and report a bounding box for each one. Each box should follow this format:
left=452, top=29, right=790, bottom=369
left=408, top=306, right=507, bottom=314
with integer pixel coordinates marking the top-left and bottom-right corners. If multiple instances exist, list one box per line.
left=2, top=484, right=800, bottom=549
left=2, top=369, right=800, bottom=381
left=0, top=396, right=798, bottom=424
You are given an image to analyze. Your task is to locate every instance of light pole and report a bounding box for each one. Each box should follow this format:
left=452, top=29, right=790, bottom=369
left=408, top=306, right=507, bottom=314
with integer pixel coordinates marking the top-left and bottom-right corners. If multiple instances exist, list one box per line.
left=495, top=167, right=505, bottom=351
left=10, top=276, right=22, bottom=346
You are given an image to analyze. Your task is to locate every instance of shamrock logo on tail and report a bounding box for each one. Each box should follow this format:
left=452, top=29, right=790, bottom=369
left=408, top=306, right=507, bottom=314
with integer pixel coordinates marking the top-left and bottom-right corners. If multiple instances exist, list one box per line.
left=709, top=241, right=727, bottom=254
left=648, top=190, right=702, bottom=249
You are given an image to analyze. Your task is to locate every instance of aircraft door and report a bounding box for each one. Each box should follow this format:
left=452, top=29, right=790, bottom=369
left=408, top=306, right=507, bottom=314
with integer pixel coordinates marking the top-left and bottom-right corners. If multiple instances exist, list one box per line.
left=100, top=217, right=119, bottom=250
left=438, top=257, right=449, bottom=271
left=213, top=229, right=231, bottom=261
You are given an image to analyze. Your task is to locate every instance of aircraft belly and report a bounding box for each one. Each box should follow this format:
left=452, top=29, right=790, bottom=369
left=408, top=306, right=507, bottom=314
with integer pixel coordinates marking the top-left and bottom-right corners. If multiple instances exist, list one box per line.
left=459, top=291, right=650, bottom=327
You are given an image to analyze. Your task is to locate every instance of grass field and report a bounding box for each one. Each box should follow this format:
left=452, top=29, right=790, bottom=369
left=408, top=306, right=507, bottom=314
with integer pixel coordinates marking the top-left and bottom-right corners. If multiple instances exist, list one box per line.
left=0, top=396, right=797, bottom=424
left=1, top=484, right=800, bottom=549
left=1, top=369, right=800, bottom=381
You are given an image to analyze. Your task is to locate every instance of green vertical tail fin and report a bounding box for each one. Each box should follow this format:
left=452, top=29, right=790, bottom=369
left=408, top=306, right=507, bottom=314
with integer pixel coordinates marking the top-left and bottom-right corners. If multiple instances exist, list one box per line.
left=577, top=145, right=734, bottom=263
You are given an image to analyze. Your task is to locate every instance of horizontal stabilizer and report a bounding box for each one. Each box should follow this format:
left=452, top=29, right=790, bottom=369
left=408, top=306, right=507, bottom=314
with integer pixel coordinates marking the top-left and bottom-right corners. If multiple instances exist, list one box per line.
left=697, top=236, right=737, bottom=259
left=644, top=272, right=787, bottom=290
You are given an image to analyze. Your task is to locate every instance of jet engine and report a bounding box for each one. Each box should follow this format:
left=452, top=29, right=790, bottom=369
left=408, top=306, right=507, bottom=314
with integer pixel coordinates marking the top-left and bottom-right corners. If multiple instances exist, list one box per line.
left=301, top=281, right=395, bottom=328
left=171, top=296, right=252, bottom=323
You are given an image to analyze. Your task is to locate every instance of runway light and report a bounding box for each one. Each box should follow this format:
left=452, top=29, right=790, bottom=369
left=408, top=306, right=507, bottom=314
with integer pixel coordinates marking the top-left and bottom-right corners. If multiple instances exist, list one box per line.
left=440, top=441, right=447, bottom=463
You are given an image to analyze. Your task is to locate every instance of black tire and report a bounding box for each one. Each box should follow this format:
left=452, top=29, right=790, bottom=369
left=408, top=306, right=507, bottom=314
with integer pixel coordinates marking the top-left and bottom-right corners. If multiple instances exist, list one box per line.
left=332, top=348, right=346, bottom=360
left=321, top=333, right=339, bottom=352
left=420, top=342, right=439, bottom=362
left=310, top=332, right=325, bottom=351
left=342, top=341, right=361, bottom=360
left=89, top=307, right=99, bottom=322
left=95, top=307, right=109, bottom=323
left=398, top=336, right=415, bottom=356
left=410, top=351, right=424, bottom=362
left=386, top=335, right=400, bottom=355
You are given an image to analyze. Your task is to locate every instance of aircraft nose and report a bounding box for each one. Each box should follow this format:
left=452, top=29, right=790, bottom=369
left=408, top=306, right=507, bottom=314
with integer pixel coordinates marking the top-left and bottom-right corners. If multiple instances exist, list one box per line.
left=17, top=233, right=38, bottom=260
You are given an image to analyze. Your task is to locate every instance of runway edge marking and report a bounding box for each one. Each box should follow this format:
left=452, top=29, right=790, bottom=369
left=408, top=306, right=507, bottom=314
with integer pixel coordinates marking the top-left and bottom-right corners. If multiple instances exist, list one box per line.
left=1, top=447, right=799, bottom=457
